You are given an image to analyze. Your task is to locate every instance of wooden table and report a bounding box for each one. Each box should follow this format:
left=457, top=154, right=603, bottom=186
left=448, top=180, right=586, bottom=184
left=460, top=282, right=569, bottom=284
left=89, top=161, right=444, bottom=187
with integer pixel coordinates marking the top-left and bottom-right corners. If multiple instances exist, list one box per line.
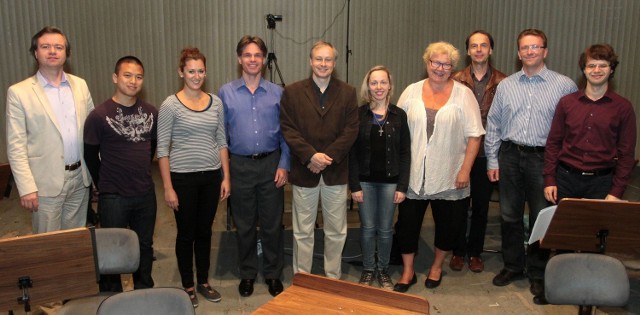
left=254, top=273, right=429, bottom=314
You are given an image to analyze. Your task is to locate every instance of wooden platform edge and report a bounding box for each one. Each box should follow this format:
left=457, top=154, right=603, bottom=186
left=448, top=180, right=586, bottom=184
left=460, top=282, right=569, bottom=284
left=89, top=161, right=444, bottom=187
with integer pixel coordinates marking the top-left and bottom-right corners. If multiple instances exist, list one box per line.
left=292, top=273, right=429, bottom=314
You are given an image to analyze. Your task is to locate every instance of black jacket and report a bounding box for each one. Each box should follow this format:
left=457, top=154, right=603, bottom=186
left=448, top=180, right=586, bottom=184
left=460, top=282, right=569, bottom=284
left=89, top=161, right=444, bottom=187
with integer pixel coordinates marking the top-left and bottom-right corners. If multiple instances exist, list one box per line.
left=348, top=104, right=411, bottom=193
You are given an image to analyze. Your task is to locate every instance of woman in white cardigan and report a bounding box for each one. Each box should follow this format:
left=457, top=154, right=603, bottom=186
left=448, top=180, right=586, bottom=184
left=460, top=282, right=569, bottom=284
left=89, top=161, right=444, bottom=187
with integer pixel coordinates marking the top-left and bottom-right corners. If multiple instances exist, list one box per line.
left=393, top=42, right=484, bottom=292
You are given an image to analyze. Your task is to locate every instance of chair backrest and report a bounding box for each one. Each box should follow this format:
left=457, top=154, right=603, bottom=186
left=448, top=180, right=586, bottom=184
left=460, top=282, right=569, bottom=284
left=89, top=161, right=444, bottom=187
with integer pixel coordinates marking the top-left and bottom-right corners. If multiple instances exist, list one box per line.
left=95, top=228, right=140, bottom=274
left=96, top=287, right=195, bottom=315
left=545, top=253, right=629, bottom=307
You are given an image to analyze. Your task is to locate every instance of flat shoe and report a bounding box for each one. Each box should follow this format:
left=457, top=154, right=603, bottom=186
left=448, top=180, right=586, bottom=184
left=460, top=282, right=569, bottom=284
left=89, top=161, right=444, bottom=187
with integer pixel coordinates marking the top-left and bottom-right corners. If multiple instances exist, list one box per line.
left=393, top=274, right=417, bottom=293
left=185, top=288, right=198, bottom=308
left=197, top=283, right=221, bottom=303
left=424, top=273, right=442, bottom=289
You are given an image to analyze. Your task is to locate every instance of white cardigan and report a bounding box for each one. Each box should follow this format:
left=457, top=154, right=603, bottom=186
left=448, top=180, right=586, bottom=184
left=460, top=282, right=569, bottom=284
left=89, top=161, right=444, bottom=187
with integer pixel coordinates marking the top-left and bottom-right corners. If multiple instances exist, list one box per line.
left=398, top=80, right=485, bottom=197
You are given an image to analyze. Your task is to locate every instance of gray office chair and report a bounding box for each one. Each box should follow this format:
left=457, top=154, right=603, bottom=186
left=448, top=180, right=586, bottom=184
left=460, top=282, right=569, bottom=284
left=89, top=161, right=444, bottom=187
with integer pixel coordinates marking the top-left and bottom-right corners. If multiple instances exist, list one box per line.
left=545, top=253, right=629, bottom=315
left=58, top=228, right=140, bottom=315
left=96, top=287, right=195, bottom=315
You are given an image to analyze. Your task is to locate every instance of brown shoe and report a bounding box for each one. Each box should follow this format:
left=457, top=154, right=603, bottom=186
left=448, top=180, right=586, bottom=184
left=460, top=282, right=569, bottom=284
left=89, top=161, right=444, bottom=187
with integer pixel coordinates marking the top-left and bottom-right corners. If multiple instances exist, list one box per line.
left=469, top=257, right=484, bottom=273
left=449, top=255, right=465, bottom=271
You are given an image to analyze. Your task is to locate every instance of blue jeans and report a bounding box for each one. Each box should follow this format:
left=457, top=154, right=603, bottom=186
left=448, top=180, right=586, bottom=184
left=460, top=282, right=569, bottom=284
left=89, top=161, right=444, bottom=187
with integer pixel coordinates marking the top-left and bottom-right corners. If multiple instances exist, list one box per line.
left=498, top=142, right=550, bottom=279
left=98, top=188, right=157, bottom=290
left=358, top=182, right=397, bottom=271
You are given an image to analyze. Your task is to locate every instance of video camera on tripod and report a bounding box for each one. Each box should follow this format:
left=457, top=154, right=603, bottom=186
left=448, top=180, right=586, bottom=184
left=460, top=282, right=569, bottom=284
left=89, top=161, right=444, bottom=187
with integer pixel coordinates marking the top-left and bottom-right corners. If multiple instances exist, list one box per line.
left=266, top=14, right=282, bottom=29
left=265, top=13, right=285, bottom=86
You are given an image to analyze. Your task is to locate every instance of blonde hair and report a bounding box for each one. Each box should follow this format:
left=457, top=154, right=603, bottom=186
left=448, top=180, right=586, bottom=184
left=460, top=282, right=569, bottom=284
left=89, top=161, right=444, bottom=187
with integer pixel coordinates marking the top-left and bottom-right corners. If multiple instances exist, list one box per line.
left=309, top=40, right=338, bottom=60
left=422, top=41, right=460, bottom=69
left=359, top=65, right=394, bottom=104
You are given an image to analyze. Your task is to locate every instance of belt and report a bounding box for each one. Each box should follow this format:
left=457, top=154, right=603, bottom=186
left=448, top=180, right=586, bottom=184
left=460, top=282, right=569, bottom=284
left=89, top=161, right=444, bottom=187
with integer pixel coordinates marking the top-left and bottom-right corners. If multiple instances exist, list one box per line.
left=559, top=162, right=613, bottom=176
left=237, top=150, right=276, bottom=160
left=65, top=161, right=82, bottom=171
left=505, top=141, right=545, bottom=153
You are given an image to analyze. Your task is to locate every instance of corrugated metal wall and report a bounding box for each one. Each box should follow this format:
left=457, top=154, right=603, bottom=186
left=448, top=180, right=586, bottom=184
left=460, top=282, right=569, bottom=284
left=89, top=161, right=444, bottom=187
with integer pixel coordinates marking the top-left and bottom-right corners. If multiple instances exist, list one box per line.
left=2, top=0, right=639, bottom=163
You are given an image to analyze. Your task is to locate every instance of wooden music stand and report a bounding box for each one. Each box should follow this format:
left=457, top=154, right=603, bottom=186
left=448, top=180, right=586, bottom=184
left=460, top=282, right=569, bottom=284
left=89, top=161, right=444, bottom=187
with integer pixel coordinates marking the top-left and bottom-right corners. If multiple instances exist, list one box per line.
left=0, top=228, right=99, bottom=313
left=540, top=198, right=640, bottom=256
left=254, top=273, right=429, bottom=314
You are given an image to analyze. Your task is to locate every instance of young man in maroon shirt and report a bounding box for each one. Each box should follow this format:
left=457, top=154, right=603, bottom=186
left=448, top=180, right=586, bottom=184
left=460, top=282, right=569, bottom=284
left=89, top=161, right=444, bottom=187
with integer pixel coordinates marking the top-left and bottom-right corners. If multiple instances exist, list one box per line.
left=544, top=44, right=636, bottom=203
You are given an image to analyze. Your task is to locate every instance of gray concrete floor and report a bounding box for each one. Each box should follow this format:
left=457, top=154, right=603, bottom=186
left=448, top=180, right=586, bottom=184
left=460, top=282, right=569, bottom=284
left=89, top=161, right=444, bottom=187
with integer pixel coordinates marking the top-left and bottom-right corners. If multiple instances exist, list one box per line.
left=1, top=164, right=639, bottom=314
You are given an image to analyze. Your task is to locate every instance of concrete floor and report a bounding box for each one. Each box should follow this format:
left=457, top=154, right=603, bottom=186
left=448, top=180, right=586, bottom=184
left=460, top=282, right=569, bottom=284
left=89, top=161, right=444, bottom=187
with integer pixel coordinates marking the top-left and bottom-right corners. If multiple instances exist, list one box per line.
left=1, top=164, right=639, bottom=315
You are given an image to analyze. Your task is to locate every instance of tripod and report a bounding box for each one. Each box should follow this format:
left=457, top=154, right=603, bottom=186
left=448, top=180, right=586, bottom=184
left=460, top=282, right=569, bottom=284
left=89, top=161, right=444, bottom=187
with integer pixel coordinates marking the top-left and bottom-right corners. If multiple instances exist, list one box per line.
left=266, top=15, right=285, bottom=87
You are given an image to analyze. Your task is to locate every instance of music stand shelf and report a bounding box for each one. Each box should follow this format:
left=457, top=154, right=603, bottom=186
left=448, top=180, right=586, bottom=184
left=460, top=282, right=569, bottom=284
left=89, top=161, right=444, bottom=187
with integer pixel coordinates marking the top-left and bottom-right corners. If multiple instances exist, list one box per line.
left=0, top=228, right=98, bottom=312
left=541, top=198, right=640, bottom=257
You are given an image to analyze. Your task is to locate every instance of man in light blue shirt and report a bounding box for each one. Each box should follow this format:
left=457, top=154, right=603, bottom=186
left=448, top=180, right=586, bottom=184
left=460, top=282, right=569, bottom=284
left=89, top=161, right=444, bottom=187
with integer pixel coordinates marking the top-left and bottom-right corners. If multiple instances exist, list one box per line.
left=485, top=29, right=577, bottom=305
left=219, top=35, right=290, bottom=298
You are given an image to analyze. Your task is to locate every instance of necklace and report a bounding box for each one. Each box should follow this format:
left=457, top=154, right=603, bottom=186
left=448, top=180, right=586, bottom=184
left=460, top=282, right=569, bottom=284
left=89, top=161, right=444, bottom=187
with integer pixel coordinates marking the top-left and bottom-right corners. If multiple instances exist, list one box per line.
left=374, top=111, right=388, bottom=136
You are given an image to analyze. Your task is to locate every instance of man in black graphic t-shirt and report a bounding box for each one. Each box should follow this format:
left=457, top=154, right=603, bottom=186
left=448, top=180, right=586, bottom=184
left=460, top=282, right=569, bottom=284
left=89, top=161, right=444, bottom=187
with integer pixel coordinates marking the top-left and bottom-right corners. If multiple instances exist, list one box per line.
left=84, top=56, right=158, bottom=291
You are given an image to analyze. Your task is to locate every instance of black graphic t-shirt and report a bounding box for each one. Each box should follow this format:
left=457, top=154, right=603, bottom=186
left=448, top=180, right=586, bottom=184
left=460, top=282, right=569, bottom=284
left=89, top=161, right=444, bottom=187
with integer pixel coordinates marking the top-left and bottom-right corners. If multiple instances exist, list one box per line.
left=84, top=99, right=157, bottom=196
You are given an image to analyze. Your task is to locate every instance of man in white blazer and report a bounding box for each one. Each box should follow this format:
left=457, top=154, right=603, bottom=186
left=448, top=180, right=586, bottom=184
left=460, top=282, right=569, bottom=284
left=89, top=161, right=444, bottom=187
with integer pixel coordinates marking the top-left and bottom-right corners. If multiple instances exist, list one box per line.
left=6, top=26, right=94, bottom=233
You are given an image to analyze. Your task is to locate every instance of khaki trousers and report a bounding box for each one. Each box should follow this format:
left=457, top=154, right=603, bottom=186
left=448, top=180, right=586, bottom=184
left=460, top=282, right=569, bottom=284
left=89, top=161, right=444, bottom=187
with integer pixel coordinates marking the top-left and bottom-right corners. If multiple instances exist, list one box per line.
left=291, top=176, right=347, bottom=279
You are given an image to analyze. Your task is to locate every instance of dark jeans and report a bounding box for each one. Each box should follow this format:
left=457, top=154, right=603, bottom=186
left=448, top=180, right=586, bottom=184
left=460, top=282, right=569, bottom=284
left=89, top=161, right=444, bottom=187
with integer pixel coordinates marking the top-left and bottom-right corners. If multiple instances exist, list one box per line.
left=454, top=156, right=494, bottom=258
left=396, top=198, right=468, bottom=253
left=498, top=142, right=550, bottom=280
left=556, top=163, right=613, bottom=200
left=230, top=152, right=284, bottom=280
left=98, top=188, right=157, bottom=291
left=171, top=170, right=222, bottom=288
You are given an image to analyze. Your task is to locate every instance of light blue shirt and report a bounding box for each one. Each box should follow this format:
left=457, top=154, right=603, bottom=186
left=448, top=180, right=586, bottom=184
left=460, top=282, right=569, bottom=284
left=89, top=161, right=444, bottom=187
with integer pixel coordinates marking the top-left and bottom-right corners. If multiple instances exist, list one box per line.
left=485, top=66, right=577, bottom=170
left=219, top=78, right=290, bottom=170
left=37, top=71, right=80, bottom=165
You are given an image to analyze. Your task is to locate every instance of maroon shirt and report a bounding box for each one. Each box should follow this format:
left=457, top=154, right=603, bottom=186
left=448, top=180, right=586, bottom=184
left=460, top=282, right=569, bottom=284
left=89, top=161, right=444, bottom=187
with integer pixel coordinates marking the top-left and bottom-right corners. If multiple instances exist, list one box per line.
left=544, top=89, right=637, bottom=198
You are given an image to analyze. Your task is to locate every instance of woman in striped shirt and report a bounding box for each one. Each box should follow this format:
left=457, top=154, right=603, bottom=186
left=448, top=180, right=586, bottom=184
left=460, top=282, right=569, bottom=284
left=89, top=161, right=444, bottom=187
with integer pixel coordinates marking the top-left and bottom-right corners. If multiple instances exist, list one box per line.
left=157, top=47, right=230, bottom=308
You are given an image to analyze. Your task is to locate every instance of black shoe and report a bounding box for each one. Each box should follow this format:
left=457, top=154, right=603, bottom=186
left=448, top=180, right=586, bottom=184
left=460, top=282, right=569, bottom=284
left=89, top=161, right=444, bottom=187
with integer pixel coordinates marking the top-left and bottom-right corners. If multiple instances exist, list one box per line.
left=424, top=274, right=442, bottom=289
left=533, top=294, right=548, bottom=305
left=265, top=279, right=283, bottom=297
left=238, top=279, right=255, bottom=297
left=492, top=269, right=524, bottom=286
left=393, top=274, right=417, bottom=293
left=529, top=279, right=544, bottom=296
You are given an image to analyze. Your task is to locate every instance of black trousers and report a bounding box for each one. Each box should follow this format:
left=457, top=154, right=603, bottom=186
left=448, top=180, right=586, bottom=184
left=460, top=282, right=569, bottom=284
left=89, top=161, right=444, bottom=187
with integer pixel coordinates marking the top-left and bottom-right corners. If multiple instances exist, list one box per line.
left=556, top=163, right=613, bottom=200
left=453, top=156, right=494, bottom=258
left=172, top=170, right=221, bottom=288
left=396, top=197, right=468, bottom=253
left=230, top=151, right=284, bottom=279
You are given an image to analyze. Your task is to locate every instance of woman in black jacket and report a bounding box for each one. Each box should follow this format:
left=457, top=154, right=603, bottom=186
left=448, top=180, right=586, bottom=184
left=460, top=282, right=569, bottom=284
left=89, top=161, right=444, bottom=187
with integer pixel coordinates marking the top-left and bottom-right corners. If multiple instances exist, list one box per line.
left=349, top=65, right=410, bottom=290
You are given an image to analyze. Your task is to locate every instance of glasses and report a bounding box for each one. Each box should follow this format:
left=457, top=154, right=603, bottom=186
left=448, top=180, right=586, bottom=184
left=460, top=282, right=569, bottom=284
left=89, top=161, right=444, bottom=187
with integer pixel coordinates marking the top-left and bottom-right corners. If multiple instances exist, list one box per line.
left=429, top=59, right=453, bottom=70
left=585, top=64, right=610, bottom=70
left=519, top=44, right=546, bottom=52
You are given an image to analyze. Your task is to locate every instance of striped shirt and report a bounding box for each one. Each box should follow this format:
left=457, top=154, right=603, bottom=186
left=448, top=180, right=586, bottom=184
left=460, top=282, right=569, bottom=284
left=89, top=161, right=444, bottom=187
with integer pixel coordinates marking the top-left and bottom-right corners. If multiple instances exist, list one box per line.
left=485, top=66, right=577, bottom=170
left=156, top=93, right=227, bottom=173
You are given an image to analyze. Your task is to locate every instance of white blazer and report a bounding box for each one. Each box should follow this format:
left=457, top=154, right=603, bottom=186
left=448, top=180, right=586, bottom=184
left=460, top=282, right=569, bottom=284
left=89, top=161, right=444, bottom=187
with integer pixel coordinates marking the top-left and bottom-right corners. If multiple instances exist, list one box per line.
left=6, top=73, right=94, bottom=197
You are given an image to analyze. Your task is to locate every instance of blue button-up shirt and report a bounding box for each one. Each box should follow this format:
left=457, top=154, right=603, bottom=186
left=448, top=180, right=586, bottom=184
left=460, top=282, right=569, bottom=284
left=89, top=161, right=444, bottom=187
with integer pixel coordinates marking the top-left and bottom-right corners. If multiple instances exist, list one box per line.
left=219, top=78, right=290, bottom=170
left=37, top=70, right=80, bottom=165
left=485, top=66, right=577, bottom=170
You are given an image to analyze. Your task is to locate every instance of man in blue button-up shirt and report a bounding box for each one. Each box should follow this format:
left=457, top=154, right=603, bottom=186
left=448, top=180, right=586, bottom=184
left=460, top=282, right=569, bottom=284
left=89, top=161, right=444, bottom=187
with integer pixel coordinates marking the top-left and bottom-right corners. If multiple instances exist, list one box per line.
left=485, top=29, right=577, bottom=305
left=219, top=35, right=290, bottom=298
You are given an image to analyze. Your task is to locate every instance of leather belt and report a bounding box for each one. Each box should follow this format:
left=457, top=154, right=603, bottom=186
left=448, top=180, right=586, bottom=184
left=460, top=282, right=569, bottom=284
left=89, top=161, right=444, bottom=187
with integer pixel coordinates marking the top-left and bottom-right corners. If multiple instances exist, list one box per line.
left=559, top=162, right=613, bottom=176
left=504, top=141, right=545, bottom=153
left=237, top=150, right=276, bottom=160
left=65, top=161, right=82, bottom=171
